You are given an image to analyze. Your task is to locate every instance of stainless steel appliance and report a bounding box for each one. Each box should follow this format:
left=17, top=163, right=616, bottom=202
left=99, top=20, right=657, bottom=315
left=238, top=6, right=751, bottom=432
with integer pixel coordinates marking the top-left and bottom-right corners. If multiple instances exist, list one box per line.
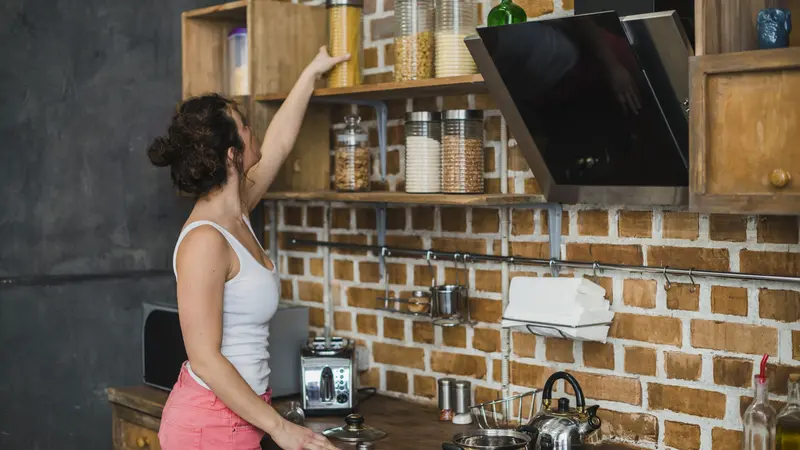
left=142, top=302, right=309, bottom=397
left=301, top=336, right=357, bottom=415
left=527, top=372, right=601, bottom=449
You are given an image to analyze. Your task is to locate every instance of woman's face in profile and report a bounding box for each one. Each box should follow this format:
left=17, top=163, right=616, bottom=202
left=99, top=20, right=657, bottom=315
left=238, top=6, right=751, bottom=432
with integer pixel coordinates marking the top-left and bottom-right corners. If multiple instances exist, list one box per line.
left=231, top=108, right=260, bottom=172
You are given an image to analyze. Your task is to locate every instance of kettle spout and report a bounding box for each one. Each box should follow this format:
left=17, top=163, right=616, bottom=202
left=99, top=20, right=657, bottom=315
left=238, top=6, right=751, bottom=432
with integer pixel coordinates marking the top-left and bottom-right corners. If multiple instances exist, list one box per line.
left=579, top=405, right=602, bottom=439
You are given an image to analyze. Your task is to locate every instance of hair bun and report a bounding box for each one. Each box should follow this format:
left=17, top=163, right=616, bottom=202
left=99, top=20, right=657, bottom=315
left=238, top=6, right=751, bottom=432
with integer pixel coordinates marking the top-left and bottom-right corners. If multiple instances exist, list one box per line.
left=147, top=136, right=179, bottom=167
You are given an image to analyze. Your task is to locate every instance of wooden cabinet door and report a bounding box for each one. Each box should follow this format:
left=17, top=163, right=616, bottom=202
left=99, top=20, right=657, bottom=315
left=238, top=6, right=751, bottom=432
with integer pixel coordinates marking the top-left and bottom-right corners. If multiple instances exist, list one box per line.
left=690, top=48, right=800, bottom=214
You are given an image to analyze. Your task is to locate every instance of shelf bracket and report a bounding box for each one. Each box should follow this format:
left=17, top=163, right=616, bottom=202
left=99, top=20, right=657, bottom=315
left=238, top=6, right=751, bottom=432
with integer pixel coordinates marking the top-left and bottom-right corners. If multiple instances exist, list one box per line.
left=312, top=98, right=388, bottom=182
left=547, top=203, right=563, bottom=277
left=376, top=203, right=387, bottom=277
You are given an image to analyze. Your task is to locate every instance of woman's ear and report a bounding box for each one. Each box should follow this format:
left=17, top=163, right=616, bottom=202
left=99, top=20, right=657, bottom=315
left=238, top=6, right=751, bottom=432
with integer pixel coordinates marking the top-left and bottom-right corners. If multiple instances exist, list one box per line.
left=227, top=147, right=236, bottom=162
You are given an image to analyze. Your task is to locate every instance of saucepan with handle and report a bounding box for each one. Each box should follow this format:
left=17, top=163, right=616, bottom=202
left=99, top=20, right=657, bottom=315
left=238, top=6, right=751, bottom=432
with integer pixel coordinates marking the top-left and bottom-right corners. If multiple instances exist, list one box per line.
left=442, top=427, right=538, bottom=450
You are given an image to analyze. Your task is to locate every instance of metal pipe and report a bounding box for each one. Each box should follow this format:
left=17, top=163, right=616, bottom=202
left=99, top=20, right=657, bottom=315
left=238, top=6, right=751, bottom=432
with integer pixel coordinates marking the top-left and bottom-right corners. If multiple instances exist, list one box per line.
left=323, top=204, right=332, bottom=342
left=499, top=116, right=511, bottom=402
left=288, top=238, right=800, bottom=284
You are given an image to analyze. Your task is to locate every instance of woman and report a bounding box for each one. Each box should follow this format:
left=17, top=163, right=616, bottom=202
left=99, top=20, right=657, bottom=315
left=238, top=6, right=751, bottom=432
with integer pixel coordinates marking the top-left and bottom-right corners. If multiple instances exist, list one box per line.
left=148, top=47, right=348, bottom=450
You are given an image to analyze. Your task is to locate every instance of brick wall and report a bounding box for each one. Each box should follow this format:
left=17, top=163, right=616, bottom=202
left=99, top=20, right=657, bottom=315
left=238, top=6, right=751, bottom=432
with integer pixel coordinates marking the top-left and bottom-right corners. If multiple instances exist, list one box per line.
left=273, top=1, right=800, bottom=449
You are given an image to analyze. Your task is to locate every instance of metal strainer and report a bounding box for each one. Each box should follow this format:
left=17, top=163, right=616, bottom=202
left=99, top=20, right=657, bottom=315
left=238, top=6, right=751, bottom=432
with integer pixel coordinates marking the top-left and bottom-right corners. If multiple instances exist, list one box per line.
left=469, top=390, right=539, bottom=429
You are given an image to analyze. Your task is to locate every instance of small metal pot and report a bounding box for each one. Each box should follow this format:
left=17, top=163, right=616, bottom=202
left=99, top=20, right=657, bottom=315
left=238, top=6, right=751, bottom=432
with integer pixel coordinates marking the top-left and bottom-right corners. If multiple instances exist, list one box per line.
left=432, top=284, right=468, bottom=325
left=442, top=429, right=532, bottom=450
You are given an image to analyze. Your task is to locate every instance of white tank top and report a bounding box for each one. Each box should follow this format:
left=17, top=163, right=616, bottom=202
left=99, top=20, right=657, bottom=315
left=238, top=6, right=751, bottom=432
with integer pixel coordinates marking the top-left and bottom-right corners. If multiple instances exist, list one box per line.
left=172, top=215, right=279, bottom=395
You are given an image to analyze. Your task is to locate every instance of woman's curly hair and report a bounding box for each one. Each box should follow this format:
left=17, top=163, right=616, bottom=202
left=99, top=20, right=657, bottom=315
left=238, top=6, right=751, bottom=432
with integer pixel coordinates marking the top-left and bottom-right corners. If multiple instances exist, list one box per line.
left=147, top=94, right=246, bottom=196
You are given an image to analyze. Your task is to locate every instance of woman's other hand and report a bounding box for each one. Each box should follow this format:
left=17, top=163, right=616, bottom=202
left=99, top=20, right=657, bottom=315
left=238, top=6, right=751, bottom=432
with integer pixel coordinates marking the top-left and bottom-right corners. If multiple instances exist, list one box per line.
left=306, top=46, right=350, bottom=79
left=271, top=418, right=341, bottom=450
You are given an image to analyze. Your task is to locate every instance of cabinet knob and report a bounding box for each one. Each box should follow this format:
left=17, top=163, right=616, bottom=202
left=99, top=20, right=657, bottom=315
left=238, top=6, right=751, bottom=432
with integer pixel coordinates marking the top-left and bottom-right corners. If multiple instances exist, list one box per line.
left=770, top=169, right=792, bottom=188
left=136, top=437, right=149, bottom=448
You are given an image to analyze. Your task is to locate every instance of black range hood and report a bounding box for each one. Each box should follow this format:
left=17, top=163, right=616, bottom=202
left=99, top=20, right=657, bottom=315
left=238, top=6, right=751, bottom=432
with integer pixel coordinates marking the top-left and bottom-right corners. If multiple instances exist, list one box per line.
left=466, top=10, right=693, bottom=205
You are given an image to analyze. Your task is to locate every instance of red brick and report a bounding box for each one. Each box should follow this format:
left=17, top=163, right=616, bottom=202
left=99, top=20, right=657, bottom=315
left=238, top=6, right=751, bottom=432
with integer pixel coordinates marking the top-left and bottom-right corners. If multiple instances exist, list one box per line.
left=667, top=283, right=700, bottom=311
left=512, top=209, right=534, bottom=235
left=330, top=234, right=368, bottom=255
left=475, top=269, right=502, bottom=292
left=648, top=383, right=726, bottom=418
left=691, top=319, right=778, bottom=355
left=281, top=232, right=318, bottom=252
left=566, top=244, right=643, bottom=266
left=287, top=257, right=304, bottom=275
left=758, top=215, right=799, bottom=244
left=360, top=367, right=379, bottom=387
left=334, top=260, right=354, bottom=281
left=623, top=279, right=656, bottom=308
left=384, top=235, right=423, bottom=249
left=472, top=298, right=503, bottom=323
left=624, top=347, right=657, bottom=376
left=766, top=364, right=800, bottom=395
left=383, top=317, right=405, bottom=340
left=370, top=16, right=394, bottom=40
left=709, top=214, right=748, bottom=242
left=648, top=246, right=730, bottom=271
left=713, top=356, right=753, bottom=388
left=475, top=385, right=501, bottom=405
left=414, top=375, right=436, bottom=398
left=472, top=208, right=499, bottom=233
left=309, top=258, right=323, bottom=277
left=441, top=207, right=467, bottom=232
left=740, top=250, right=800, bottom=277
left=309, top=307, right=324, bottom=327
left=664, top=352, right=702, bottom=381
left=518, top=0, right=555, bottom=17
left=760, top=289, right=800, bottom=321
left=306, top=206, right=324, bottom=228
left=545, top=338, right=575, bottom=363
left=412, top=321, right=434, bottom=344
left=610, top=313, right=682, bottom=346
left=540, top=210, right=570, bottom=236
left=347, top=287, right=388, bottom=309
left=284, top=206, right=303, bottom=226
left=473, top=328, right=501, bottom=353
left=794, top=330, right=800, bottom=360
left=712, top=428, right=742, bottom=450
left=386, top=370, right=408, bottom=393
left=443, top=326, right=467, bottom=348
left=510, top=362, right=556, bottom=389
left=431, top=237, right=486, bottom=254
left=618, top=211, right=653, bottom=238
left=578, top=210, right=609, bottom=236
left=373, top=343, right=425, bottom=369
left=664, top=421, right=701, bottom=450
left=410, top=206, right=435, bottom=230
left=567, top=372, right=642, bottom=405
left=508, top=241, right=550, bottom=259
left=359, top=262, right=406, bottom=284
left=357, top=314, right=377, bottom=335
left=513, top=332, right=536, bottom=358
left=583, top=342, right=615, bottom=370
left=663, top=211, right=699, bottom=240
left=598, top=410, right=658, bottom=444
left=298, top=281, right=323, bottom=302
left=332, top=208, right=351, bottom=229
left=385, top=207, right=406, bottom=230
left=280, top=279, right=293, bottom=300
left=431, top=351, right=487, bottom=378
left=711, top=286, right=748, bottom=316
left=334, top=311, right=352, bottom=331
left=355, top=209, right=376, bottom=229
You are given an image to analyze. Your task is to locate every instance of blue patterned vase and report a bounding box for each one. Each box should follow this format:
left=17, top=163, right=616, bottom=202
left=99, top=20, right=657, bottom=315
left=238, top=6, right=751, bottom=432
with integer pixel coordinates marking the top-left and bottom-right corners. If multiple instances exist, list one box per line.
left=758, top=8, right=792, bottom=49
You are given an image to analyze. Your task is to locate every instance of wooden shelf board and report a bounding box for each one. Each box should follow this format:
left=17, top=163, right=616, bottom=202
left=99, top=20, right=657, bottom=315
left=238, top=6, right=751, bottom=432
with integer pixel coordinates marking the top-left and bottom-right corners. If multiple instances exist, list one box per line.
left=262, top=191, right=546, bottom=206
left=183, top=0, right=246, bottom=20
left=255, top=74, right=487, bottom=102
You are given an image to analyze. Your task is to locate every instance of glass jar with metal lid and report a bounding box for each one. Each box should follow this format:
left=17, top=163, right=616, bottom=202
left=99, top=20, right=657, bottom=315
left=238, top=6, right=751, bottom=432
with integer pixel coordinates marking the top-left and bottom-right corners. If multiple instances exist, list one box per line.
left=442, top=109, right=484, bottom=193
left=394, top=0, right=435, bottom=81
left=334, top=114, right=371, bottom=191
left=435, top=0, right=477, bottom=78
left=405, top=111, right=441, bottom=193
left=327, top=0, right=363, bottom=88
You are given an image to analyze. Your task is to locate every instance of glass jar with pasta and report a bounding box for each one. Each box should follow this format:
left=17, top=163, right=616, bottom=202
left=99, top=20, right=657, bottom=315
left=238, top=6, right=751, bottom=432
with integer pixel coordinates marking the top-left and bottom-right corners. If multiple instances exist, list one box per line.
left=327, top=0, right=364, bottom=88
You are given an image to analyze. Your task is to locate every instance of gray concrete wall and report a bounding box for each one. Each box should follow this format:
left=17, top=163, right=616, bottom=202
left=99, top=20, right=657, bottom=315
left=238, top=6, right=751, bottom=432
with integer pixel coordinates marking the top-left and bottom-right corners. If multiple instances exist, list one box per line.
left=0, top=0, right=223, bottom=448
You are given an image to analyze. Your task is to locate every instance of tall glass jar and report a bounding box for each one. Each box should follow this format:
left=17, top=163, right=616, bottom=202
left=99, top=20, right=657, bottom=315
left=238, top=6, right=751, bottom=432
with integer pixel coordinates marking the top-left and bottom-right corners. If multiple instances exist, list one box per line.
left=334, top=115, right=371, bottom=191
left=394, top=0, right=435, bottom=81
left=327, top=0, right=363, bottom=88
left=441, top=110, right=484, bottom=193
left=435, top=0, right=477, bottom=78
left=405, top=112, right=442, bottom=193
left=227, top=28, right=248, bottom=96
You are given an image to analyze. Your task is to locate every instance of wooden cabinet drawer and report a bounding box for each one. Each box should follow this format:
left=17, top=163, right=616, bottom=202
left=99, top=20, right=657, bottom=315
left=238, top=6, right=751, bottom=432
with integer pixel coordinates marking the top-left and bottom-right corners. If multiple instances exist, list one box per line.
left=111, top=404, right=163, bottom=450
left=119, top=419, right=161, bottom=450
left=690, top=47, right=800, bottom=214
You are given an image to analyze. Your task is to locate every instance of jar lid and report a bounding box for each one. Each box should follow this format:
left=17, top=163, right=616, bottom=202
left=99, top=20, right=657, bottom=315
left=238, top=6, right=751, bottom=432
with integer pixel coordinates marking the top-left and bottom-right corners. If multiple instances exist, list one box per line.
left=454, top=380, right=471, bottom=390
left=442, top=109, right=484, bottom=121
left=228, top=27, right=247, bottom=37
left=323, top=414, right=387, bottom=443
left=337, top=114, right=369, bottom=146
left=405, top=111, right=441, bottom=122
left=326, top=0, right=364, bottom=7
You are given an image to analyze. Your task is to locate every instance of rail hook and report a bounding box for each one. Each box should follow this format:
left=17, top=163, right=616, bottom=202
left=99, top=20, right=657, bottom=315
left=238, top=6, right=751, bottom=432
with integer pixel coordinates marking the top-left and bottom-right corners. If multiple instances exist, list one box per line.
left=549, top=259, right=558, bottom=277
left=592, top=261, right=602, bottom=278
left=689, top=268, right=697, bottom=293
left=663, top=266, right=672, bottom=291
left=426, top=250, right=436, bottom=287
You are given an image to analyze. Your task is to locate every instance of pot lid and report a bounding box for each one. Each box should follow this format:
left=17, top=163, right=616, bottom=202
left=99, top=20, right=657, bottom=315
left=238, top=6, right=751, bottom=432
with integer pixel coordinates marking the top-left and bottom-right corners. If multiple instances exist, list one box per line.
left=323, top=414, right=387, bottom=443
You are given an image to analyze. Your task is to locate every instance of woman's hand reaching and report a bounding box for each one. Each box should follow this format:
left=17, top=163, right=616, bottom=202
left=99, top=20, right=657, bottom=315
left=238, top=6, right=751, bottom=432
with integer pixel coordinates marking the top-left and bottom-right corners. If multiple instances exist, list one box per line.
left=305, top=46, right=350, bottom=80
left=271, top=417, right=341, bottom=450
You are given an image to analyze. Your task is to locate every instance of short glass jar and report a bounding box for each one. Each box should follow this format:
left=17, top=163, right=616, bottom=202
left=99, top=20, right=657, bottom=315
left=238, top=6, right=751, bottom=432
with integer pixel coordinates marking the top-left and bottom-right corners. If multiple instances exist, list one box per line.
left=435, top=0, right=477, bottom=78
left=394, top=0, right=435, bottom=81
left=334, top=115, right=371, bottom=191
left=404, top=111, right=442, bottom=193
left=441, top=109, right=484, bottom=193
left=327, top=0, right=363, bottom=88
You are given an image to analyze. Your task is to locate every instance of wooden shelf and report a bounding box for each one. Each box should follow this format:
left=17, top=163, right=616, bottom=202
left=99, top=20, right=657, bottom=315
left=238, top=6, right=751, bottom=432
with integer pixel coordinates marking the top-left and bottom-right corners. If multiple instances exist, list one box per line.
left=254, top=74, right=487, bottom=102
left=183, top=0, right=246, bottom=20
left=262, top=191, right=546, bottom=206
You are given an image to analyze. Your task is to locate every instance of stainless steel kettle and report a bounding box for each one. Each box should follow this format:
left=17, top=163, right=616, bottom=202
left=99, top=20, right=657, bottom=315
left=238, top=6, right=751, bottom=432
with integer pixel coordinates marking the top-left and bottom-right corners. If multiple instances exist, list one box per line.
left=527, top=372, right=601, bottom=450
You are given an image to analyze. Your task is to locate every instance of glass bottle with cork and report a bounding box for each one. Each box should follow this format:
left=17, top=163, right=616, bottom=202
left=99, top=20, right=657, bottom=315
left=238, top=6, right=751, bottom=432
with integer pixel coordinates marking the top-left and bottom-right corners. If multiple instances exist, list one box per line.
left=487, top=0, right=527, bottom=27
left=777, top=373, right=800, bottom=449
left=743, top=354, right=777, bottom=450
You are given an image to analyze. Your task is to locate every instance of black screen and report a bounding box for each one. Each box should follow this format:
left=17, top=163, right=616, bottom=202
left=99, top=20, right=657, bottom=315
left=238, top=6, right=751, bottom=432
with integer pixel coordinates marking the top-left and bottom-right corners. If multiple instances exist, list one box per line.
left=143, top=309, right=187, bottom=390
left=476, top=12, right=689, bottom=187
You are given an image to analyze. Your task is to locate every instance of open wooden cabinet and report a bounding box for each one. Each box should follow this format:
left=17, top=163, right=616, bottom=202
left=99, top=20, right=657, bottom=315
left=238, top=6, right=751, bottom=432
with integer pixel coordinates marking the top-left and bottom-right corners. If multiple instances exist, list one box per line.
left=690, top=0, right=800, bottom=214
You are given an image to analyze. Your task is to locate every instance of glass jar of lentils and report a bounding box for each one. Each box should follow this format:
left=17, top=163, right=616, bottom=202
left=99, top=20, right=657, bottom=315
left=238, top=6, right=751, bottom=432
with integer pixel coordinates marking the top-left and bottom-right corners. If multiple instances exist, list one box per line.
left=442, top=109, right=484, bottom=193
left=394, top=0, right=435, bottom=82
left=405, top=111, right=442, bottom=193
left=327, top=0, right=363, bottom=88
left=334, top=114, right=371, bottom=191
left=435, top=0, right=477, bottom=78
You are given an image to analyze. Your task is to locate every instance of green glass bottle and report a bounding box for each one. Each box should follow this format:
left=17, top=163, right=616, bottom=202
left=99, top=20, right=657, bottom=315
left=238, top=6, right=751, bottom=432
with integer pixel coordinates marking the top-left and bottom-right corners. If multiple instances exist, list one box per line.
left=487, top=0, right=527, bottom=26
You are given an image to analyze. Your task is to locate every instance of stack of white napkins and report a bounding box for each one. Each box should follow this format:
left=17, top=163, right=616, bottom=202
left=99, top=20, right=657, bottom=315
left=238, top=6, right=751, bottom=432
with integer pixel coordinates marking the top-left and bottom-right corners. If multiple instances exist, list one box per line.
left=501, top=277, right=615, bottom=342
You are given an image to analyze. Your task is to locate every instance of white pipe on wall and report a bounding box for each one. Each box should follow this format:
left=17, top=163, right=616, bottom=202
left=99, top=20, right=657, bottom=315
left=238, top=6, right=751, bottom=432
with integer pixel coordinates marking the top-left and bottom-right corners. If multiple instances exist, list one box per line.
left=499, top=116, right=511, bottom=401
left=323, top=204, right=332, bottom=341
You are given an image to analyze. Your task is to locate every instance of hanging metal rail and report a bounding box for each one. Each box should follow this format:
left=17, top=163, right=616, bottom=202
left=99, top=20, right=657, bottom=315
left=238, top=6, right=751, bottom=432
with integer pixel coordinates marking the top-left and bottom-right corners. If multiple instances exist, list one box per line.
left=289, top=238, right=800, bottom=285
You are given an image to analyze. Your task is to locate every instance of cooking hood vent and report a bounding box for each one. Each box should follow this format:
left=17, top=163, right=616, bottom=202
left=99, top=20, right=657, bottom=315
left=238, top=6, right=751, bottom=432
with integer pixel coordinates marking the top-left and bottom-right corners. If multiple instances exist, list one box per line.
left=466, top=10, right=693, bottom=205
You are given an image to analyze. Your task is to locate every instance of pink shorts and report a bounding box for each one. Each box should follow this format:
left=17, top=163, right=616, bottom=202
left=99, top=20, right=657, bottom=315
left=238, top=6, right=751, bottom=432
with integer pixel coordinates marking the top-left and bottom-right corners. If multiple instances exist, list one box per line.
left=158, top=362, right=272, bottom=450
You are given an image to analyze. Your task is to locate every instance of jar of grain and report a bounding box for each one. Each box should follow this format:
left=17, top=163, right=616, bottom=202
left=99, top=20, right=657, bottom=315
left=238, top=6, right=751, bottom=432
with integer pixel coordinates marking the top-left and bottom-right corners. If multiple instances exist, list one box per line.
left=327, top=0, right=363, bottom=88
left=442, top=109, right=484, bottom=193
left=405, top=111, right=442, bottom=193
left=435, top=0, right=477, bottom=78
left=227, top=28, right=248, bottom=96
left=394, top=0, right=435, bottom=82
left=335, top=115, right=371, bottom=191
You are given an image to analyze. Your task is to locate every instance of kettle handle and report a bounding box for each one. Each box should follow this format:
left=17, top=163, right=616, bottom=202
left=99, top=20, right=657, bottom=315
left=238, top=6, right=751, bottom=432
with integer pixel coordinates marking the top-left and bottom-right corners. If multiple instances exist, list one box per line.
left=542, top=371, right=585, bottom=410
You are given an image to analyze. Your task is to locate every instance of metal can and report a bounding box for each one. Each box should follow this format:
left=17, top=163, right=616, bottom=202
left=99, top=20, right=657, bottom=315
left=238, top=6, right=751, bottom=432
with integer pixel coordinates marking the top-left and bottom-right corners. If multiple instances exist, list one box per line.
left=438, top=377, right=455, bottom=421
left=454, top=380, right=472, bottom=414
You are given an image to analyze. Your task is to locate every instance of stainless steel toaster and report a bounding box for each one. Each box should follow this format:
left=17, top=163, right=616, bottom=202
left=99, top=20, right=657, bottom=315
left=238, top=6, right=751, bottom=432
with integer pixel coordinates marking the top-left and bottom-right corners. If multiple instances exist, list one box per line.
left=301, top=336, right=357, bottom=415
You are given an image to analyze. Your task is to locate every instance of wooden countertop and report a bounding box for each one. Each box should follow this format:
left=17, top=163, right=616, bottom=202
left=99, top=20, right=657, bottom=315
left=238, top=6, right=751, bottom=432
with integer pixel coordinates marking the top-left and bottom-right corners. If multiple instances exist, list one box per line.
left=107, top=386, right=644, bottom=450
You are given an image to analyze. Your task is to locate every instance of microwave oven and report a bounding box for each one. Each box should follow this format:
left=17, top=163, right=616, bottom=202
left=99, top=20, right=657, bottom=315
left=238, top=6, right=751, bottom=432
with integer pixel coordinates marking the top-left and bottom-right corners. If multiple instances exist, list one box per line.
left=142, top=302, right=309, bottom=397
